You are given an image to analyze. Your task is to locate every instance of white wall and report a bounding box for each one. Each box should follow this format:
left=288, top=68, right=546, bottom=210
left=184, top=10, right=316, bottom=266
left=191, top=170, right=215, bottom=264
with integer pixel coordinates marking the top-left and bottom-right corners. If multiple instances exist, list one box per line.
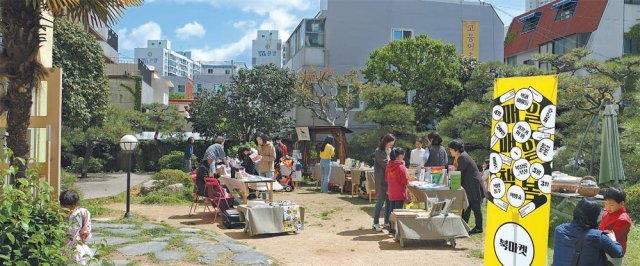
left=587, top=0, right=625, bottom=61
left=624, top=4, right=640, bottom=32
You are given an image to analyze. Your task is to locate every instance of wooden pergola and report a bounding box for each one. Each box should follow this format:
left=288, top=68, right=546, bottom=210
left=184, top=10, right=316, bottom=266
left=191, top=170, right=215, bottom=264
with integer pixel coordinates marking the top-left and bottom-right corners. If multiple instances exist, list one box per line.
left=292, top=126, right=353, bottom=174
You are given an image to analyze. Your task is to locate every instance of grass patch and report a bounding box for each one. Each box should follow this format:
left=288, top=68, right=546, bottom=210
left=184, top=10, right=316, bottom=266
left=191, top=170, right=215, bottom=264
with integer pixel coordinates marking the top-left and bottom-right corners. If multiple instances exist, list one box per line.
left=468, top=248, right=484, bottom=259
left=319, top=207, right=343, bottom=220
left=140, top=190, right=191, bottom=205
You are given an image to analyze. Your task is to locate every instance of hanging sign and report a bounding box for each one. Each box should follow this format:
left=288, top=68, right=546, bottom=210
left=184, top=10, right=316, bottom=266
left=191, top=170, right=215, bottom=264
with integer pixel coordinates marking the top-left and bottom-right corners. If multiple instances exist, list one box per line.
left=485, top=75, right=558, bottom=266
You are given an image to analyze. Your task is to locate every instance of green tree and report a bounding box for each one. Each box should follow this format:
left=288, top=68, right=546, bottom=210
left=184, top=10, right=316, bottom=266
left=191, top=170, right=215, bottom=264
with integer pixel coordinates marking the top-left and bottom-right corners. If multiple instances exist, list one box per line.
left=189, top=89, right=229, bottom=139
left=190, top=64, right=297, bottom=142
left=52, top=18, right=111, bottom=178
left=141, top=103, right=187, bottom=140
left=362, top=34, right=462, bottom=128
left=349, top=85, right=417, bottom=162
left=64, top=105, right=147, bottom=178
left=0, top=0, right=142, bottom=178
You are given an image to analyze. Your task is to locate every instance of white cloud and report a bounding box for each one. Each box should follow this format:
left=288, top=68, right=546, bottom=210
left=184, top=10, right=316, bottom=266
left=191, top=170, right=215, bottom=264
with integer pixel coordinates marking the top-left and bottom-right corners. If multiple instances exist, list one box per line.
left=118, top=21, right=162, bottom=51
left=191, top=5, right=305, bottom=61
left=142, top=0, right=318, bottom=61
left=233, top=20, right=256, bottom=30
left=175, top=21, right=206, bottom=39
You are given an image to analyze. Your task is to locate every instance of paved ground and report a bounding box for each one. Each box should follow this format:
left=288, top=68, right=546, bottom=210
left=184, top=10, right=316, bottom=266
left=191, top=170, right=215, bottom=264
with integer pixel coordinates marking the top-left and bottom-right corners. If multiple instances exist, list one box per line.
left=76, top=173, right=152, bottom=199
left=90, top=220, right=273, bottom=265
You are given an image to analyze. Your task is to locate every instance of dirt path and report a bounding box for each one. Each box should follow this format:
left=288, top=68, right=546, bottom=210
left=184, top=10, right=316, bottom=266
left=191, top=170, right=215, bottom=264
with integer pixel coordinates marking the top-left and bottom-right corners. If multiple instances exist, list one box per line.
left=105, top=187, right=484, bottom=266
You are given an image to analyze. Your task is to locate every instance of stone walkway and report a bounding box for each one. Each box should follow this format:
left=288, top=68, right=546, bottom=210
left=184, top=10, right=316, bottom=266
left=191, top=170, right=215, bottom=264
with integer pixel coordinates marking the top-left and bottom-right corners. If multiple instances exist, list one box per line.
left=90, top=221, right=273, bottom=265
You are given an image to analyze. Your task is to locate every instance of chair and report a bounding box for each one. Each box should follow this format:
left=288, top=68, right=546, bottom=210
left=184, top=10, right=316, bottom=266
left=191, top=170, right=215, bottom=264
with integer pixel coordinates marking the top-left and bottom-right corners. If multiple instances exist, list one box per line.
left=204, top=177, right=233, bottom=223
left=350, top=170, right=362, bottom=197
left=364, top=171, right=376, bottom=203
left=188, top=171, right=211, bottom=216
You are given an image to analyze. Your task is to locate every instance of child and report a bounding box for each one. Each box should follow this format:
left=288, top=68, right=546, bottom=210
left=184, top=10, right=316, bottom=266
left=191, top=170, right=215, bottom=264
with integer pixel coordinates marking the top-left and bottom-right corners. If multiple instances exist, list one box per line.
left=60, top=190, right=93, bottom=265
left=385, top=148, right=409, bottom=234
left=599, top=188, right=632, bottom=266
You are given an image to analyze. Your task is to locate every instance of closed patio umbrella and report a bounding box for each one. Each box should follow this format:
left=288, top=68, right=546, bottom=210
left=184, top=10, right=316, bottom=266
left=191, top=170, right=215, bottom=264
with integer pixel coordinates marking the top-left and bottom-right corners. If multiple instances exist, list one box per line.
left=598, top=104, right=625, bottom=185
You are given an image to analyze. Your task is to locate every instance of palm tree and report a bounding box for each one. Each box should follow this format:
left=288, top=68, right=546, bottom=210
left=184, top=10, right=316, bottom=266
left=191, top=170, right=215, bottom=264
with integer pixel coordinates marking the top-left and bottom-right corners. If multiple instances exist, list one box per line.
left=0, top=0, right=143, bottom=177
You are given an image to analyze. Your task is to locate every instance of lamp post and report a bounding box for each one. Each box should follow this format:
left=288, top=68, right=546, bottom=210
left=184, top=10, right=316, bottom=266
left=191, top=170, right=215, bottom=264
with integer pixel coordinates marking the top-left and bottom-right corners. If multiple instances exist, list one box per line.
left=119, top=135, right=138, bottom=219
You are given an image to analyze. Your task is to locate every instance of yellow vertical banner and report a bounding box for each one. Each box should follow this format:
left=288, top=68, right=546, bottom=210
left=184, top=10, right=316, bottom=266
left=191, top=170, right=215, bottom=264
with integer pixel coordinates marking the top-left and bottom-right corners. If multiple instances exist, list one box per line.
left=462, top=20, right=479, bottom=59
left=485, top=75, right=558, bottom=266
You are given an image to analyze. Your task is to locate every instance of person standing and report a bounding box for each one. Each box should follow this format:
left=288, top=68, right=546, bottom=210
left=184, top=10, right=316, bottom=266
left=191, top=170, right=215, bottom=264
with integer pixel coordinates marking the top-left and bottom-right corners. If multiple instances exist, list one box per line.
left=255, top=133, right=276, bottom=179
left=410, top=138, right=427, bottom=174
left=481, top=159, right=490, bottom=195
left=204, top=136, right=226, bottom=170
left=373, top=134, right=395, bottom=232
left=599, top=188, right=632, bottom=266
left=238, top=146, right=259, bottom=176
left=386, top=148, right=409, bottom=234
left=318, top=136, right=335, bottom=193
left=553, top=199, right=623, bottom=265
left=448, top=139, right=484, bottom=234
left=184, top=137, right=195, bottom=173
left=424, top=131, right=448, bottom=167
left=60, top=190, right=93, bottom=265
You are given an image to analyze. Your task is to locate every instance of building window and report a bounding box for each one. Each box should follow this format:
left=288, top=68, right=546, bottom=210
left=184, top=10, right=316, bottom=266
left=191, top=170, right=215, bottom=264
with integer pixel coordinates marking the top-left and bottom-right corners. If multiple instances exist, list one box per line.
left=305, top=19, right=325, bottom=47
left=554, top=0, right=578, bottom=21
left=624, top=37, right=640, bottom=54
left=207, top=69, right=213, bottom=74
left=552, top=33, right=590, bottom=55
left=625, top=0, right=640, bottom=4
left=225, top=69, right=231, bottom=75
left=519, top=12, right=542, bottom=34
left=196, top=84, right=202, bottom=92
left=391, top=29, right=413, bottom=41
left=506, top=56, right=517, bottom=66
left=177, top=85, right=185, bottom=93
left=539, top=42, right=553, bottom=70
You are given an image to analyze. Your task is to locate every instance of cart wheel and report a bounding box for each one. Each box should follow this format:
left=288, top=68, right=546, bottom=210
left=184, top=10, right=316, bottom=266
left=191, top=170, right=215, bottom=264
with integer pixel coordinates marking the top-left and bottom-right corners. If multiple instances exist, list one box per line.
left=450, top=238, right=456, bottom=248
left=284, top=186, right=293, bottom=192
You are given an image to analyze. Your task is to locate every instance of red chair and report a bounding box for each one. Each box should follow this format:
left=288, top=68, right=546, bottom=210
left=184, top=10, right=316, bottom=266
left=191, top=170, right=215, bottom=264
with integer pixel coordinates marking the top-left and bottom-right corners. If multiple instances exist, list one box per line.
left=189, top=171, right=211, bottom=216
left=203, top=177, right=233, bottom=223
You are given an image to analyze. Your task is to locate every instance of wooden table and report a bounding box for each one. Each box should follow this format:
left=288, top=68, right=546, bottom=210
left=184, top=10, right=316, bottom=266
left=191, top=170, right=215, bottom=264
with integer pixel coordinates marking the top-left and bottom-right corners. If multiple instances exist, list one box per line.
left=551, top=192, right=604, bottom=220
left=219, top=176, right=275, bottom=204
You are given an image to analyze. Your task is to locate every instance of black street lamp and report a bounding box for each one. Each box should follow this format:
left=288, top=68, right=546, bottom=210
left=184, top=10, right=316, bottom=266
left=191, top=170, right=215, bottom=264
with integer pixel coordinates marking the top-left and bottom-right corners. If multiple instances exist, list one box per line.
left=119, top=134, right=138, bottom=219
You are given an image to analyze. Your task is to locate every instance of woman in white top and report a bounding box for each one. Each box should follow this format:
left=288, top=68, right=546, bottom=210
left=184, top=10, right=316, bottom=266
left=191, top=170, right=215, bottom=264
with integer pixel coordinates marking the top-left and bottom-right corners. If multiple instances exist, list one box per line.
left=410, top=138, right=427, bottom=174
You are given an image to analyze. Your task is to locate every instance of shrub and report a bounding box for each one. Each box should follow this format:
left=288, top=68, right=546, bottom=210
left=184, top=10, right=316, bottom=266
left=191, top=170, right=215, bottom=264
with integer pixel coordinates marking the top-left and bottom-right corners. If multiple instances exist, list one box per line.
left=0, top=165, right=71, bottom=264
left=158, top=151, right=196, bottom=170
left=624, top=183, right=640, bottom=221
left=151, top=169, right=191, bottom=189
left=68, top=157, right=104, bottom=173
left=140, top=183, right=193, bottom=205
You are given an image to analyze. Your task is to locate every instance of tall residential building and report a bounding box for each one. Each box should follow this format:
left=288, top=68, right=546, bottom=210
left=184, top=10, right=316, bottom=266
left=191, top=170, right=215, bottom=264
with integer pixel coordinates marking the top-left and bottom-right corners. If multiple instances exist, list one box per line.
left=284, top=0, right=504, bottom=130
left=252, top=30, right=283, bottom=67
left=134, top=40, right=202, bottom=79
left=526, top=0, right=553, bottom=11
left=505, top=0, right=640, bottom=69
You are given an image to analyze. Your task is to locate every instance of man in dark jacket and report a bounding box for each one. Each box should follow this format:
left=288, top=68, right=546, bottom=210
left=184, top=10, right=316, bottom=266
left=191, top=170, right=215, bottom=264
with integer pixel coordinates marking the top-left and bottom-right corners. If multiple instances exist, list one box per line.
left=448, top=139, right=484, bottom=234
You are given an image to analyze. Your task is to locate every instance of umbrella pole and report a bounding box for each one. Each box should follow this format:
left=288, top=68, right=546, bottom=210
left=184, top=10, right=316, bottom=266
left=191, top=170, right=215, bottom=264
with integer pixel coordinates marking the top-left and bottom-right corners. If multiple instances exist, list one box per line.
left=574, top=113, right=596, bottom=176
left=589, top=112, right=600, bottom=176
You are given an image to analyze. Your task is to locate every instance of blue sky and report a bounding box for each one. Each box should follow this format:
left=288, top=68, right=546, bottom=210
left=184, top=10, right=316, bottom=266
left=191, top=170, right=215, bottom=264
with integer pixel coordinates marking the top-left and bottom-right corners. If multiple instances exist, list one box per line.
left=114, top=0, right=526, bottom=63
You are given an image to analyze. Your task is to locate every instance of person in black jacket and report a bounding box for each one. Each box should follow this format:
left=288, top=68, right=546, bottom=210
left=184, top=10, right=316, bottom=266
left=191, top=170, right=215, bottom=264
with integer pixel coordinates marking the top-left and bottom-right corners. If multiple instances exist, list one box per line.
left=238, top=146, right=258, bottom=176
left=448, top=139, right=484, bottom=234
left=195, top=159, right=210, bottom=197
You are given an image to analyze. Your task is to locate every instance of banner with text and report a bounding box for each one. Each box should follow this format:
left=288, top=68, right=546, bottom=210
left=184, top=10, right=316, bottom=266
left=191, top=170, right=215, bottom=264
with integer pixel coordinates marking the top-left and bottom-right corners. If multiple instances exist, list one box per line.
left=484, top=75, right=558, bottom=266
left=462, top=20, right=479, bottom=59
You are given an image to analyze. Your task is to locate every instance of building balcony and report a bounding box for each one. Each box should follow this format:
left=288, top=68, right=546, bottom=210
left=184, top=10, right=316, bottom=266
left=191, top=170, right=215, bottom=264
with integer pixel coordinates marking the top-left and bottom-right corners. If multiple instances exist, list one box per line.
left=284, top=47, right=325, bottom=71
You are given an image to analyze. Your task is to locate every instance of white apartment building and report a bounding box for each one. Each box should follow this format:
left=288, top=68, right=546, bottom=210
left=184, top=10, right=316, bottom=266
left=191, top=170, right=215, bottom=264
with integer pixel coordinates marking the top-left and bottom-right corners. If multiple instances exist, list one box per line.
left=526, top=0, right=553, bottom=11
left=252, top=30, right=283, bottom=67
left=134, top=40, right=202, bottom=79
